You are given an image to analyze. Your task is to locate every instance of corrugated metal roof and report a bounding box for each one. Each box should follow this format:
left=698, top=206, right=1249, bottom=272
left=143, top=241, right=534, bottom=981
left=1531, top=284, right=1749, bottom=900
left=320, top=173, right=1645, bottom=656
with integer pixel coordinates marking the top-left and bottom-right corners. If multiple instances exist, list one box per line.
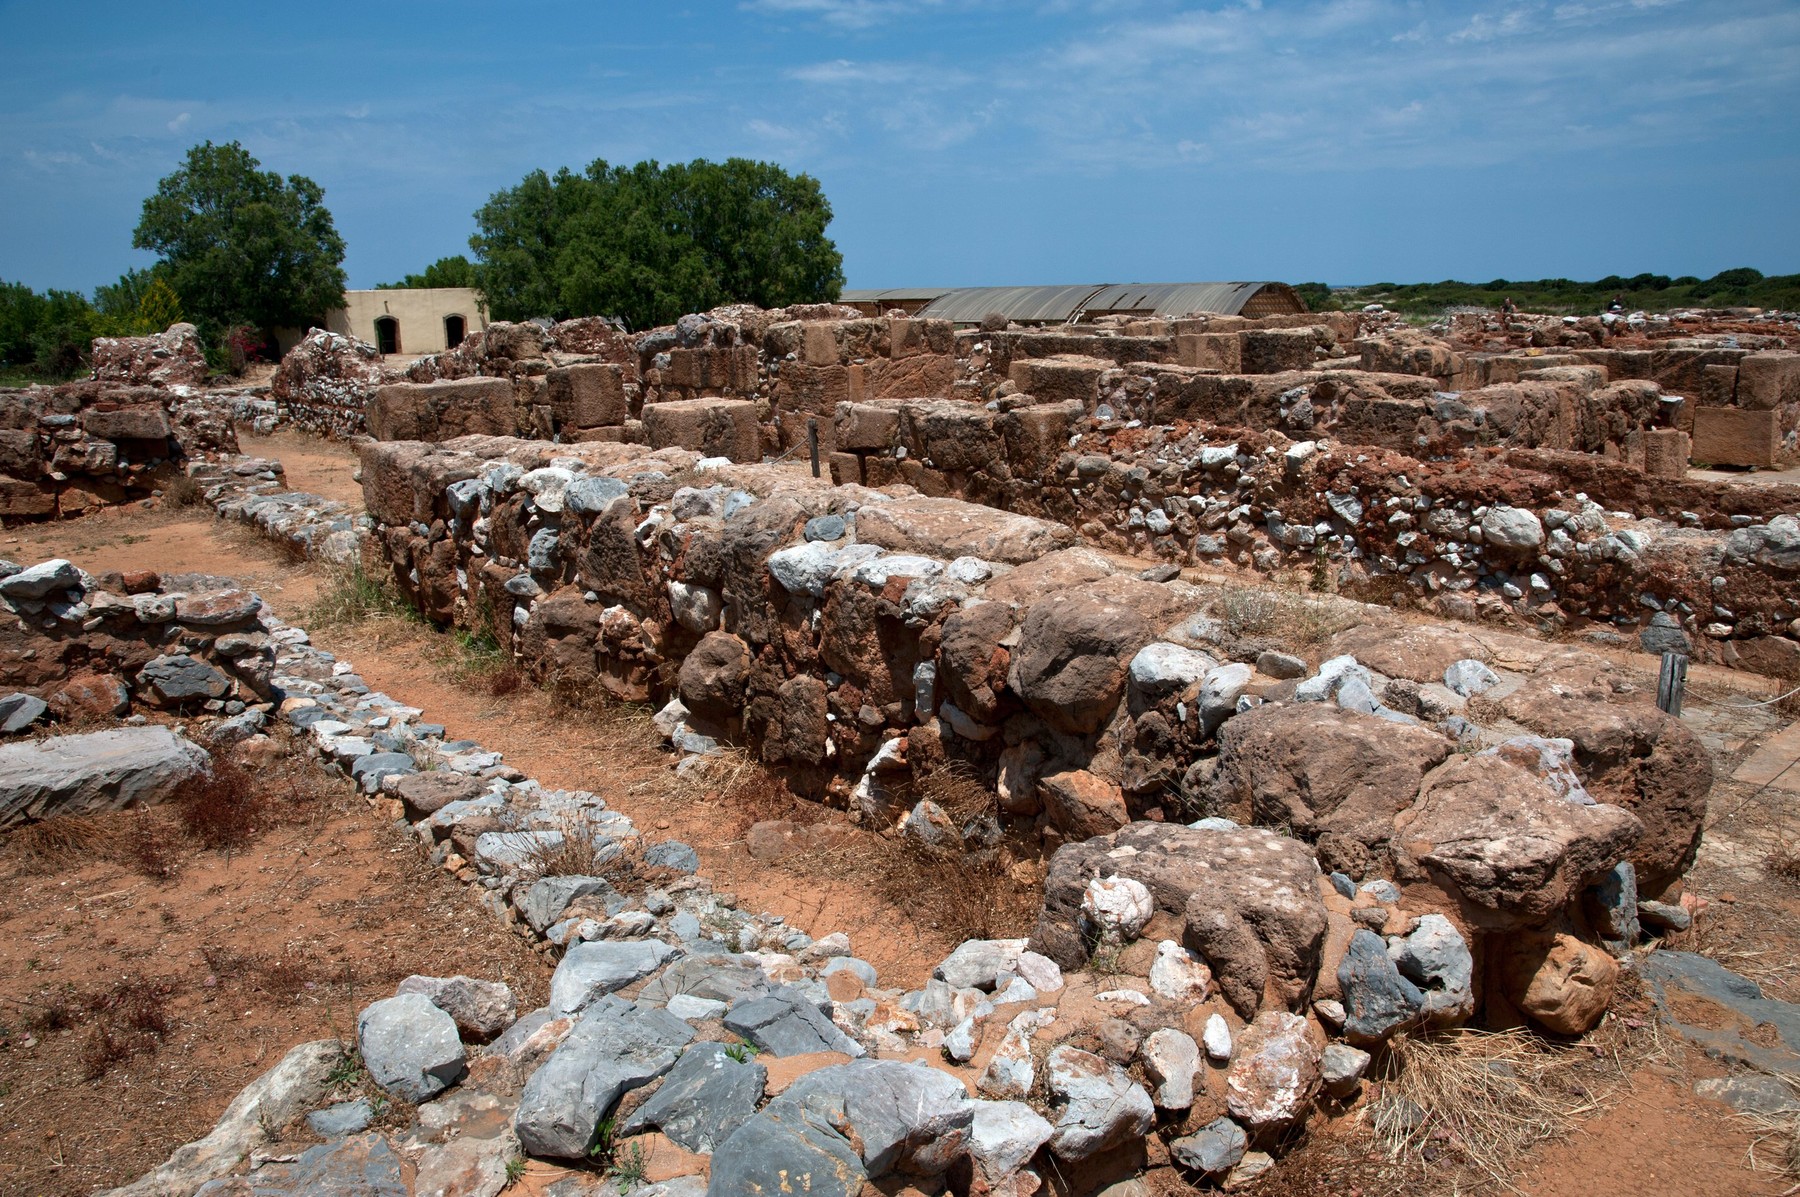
left=1081, top=282, right=1272, bottom=317
left=915, top=285, right=1112, bottom=324
left=901, top=282, right=1293, bottom=324
left=839, top=288, right=953, bottom=304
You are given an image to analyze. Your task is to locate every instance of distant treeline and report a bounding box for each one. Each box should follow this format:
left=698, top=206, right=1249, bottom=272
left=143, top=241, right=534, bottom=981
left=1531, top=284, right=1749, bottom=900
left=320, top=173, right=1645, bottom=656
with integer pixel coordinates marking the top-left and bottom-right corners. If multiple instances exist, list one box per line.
left=1292, top=268, right=1800, bottom=316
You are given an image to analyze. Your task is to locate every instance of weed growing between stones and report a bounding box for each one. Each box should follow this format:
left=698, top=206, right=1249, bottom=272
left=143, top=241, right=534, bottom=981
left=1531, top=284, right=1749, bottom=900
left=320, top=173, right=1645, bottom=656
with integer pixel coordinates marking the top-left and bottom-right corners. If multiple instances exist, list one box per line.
left=1211, top=584, right=1359, bottom=647
left=302, top=562, right=418, bottom=630
left=160, top=473, right=204, bottom=508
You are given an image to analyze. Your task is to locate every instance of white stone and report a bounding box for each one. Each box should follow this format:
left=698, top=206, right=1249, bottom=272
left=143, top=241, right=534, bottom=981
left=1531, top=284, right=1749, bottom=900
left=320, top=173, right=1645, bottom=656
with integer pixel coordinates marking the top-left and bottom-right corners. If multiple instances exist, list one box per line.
left=1142, top=1028, right=1200, bottom=1110
left=1081, top=875, right=1154, bottom=941
left=1202, top=1013, right=1232, bottom=1061
left=1149, top=940, right=1212, bottom=1003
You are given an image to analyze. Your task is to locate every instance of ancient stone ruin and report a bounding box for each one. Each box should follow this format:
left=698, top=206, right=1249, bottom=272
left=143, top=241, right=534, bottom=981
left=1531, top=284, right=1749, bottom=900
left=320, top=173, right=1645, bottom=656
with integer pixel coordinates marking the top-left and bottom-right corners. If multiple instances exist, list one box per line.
left=1, top=301, right=1797, bottom=1195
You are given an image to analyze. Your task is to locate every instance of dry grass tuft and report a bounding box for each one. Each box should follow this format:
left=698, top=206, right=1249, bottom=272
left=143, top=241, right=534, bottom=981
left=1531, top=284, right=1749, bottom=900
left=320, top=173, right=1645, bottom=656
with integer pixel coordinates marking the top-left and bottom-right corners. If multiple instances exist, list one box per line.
left=10, top=815, right=122, bottom=871
left=1212, top=584, right=1358, bottom=646
left=175, top=756, right=265, bottom=851
left=1373, top=1017, right=1662, bottom=1192
left=1734, top=1079, right=1800, bottom=1181
left=1768, top=841, right=1800, bottom=883
left=161, top=474, right=204, bottom=508
left=302, top=563, right=416, bottom=631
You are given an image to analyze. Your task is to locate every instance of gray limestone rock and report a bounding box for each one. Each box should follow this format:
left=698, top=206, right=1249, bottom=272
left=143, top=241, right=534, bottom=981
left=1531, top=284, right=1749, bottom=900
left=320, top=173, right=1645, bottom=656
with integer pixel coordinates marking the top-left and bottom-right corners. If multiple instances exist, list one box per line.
left=515, top=995, right=694, bottom=1159
left=393, top=975, right=517, bottom=1043
left=967, top=1099, right=1053, bottom=1183
left=1169, top=1117, right=1247, bottom=1178
left=0, top=725, right=210, bottom=828
left=934, top=939, right=1027, bottom=992
left=1044, top=1046, right=1154, bottom=1162
left=0, top=693, right=48, bottom=734
left=1339, top=929, right=1424, bottom=1045
left=549, top=938, right=681, bottom=1014
left=0, top=558, right=79, bottom=599
left=1388, top=914, right=1475, bottom=1025
left=356, top=993, right=467, bottom=1104
left=620, top=1042, right=767, bottom=1153
left=139, top=654, right=231, bottom=703
left=768, top=1058, right=974, bottom=1177
left=305, top=1099, right=373, bottom=1139
left=707, top=1096, right=865, bottom=1197
left=192, top=1133, right=407, bottom=1196
left=723, top=986, right=865, bottom=1058
left=100, top=1040, right=344, bottom=1197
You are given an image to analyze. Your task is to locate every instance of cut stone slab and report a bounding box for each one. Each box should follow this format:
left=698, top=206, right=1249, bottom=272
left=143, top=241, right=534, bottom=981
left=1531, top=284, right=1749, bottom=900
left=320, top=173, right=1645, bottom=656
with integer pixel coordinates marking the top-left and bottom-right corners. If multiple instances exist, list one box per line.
left=515, top=995, right=695, bottom=1159
left=0, top=725, right=210, bottom=829
left=1643, top=951, right=1800, bottom=1074
left=620, top=1042, right=767, bottom=1154
left=854, top=495, right=1076, bottom=565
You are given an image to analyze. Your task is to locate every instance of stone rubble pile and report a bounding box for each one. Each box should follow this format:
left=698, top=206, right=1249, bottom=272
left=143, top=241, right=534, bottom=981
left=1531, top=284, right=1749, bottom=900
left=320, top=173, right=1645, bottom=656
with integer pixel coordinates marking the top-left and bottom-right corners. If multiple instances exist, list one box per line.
left=0, top=375, right=240, bottom=519
left=825, top=400, right=1800, bottom=677
left=89, top=322, right=210, bottom=388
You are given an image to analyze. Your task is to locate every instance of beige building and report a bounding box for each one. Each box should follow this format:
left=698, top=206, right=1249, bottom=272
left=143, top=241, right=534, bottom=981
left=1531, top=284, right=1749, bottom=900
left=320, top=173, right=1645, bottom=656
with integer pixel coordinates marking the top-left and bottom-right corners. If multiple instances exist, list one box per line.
left=325, top=287, right=488, bottom=356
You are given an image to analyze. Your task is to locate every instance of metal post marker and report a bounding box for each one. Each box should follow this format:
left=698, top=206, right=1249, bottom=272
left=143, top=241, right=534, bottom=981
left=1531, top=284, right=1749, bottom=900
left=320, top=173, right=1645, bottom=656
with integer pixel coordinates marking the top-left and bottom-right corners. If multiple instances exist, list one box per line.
left=807, top=418, right=820, bottom=478
left=1657, top=651, right=1688, bottom=716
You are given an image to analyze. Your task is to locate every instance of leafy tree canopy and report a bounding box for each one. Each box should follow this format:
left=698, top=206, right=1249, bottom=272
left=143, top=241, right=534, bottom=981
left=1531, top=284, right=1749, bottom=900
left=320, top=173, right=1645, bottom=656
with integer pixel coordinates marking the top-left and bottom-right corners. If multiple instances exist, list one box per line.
left=470, top=157, right=844, bottom=330
left=377, top=254, right=480, bottom=290
left=133, top=140, right=347, bottom=337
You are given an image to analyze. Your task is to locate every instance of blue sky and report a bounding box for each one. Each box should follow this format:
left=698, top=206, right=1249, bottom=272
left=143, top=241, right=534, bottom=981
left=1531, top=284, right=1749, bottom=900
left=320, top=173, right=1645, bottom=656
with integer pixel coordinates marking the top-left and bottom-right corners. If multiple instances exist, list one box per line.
left=4, top=0, right=1797, bottom=295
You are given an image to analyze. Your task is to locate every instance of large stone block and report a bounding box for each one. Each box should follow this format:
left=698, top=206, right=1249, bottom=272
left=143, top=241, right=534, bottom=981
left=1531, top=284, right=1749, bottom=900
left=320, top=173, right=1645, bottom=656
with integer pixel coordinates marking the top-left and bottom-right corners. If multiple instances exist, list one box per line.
left=1008, top=355, right=1110, bottom=409
left=0, top=726, right=211, bottom=828
left=1623, top=428, right=1690, bottom=478
left=369, top=378, right=518, bottom=442
left=1240, top=328, right=1320, bottom=373
left=1738, top=352, right=1800, bottom=411
left=544, top=364, right=629, bottom=429
left=641, top=399, right=762, bottom=463
left=1692, top=407, right=1779, bottom=468
left=855, top=495, right=1075, bottom=564
left=1175, top=333, right=1241, bottom=372
left=81, top=405, right=172, bottom=442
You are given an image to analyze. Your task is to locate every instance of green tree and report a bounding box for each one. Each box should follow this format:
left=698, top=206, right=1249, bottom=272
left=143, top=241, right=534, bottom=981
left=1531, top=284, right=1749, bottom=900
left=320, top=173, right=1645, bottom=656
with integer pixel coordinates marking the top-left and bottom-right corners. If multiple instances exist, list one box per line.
left=94, top=268, right=184, bottom=336
left=377, top=254, right=480, bottom=290
left=0, top=281, right=100, bottom=378
left=470, top=157, right=844, bottom=330
left=133, top=141, right=347, bottom=339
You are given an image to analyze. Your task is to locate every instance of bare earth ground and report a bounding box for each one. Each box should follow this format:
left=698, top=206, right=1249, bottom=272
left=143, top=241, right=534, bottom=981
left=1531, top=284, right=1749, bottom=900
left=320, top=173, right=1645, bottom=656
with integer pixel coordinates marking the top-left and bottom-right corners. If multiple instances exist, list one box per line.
left=0, top=433, right=1795, bottom=1195
left=0, top=745, right=549, bottom=1197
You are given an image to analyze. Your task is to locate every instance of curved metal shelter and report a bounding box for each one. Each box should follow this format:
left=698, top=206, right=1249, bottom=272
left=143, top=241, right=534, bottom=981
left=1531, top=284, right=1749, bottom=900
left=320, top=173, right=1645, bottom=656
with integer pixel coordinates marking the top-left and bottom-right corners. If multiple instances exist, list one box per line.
left=841, top=282, right=1303, bottom=325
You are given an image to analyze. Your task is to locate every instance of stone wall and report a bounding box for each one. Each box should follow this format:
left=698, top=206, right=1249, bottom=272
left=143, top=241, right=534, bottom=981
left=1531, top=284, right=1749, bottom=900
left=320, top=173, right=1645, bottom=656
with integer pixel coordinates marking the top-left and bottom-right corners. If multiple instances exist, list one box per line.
left=0, top=381, right=239, bottom=520
left=828, top=398, right=1800, bottom=679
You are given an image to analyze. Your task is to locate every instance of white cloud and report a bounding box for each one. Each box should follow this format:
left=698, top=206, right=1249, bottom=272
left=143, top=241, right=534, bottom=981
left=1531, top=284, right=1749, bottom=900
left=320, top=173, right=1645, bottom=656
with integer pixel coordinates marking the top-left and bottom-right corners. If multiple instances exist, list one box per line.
left=166, top=111, right=190, bottom=132
left=743, top=0, right=935, bottom=30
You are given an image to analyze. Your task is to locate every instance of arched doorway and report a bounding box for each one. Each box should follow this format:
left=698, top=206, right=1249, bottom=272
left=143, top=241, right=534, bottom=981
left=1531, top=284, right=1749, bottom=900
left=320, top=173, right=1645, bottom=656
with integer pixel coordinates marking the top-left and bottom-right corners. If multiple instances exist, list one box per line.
left=374, top=316, right=400, bottom=355
left=444, top=314, right=466, bottom=349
